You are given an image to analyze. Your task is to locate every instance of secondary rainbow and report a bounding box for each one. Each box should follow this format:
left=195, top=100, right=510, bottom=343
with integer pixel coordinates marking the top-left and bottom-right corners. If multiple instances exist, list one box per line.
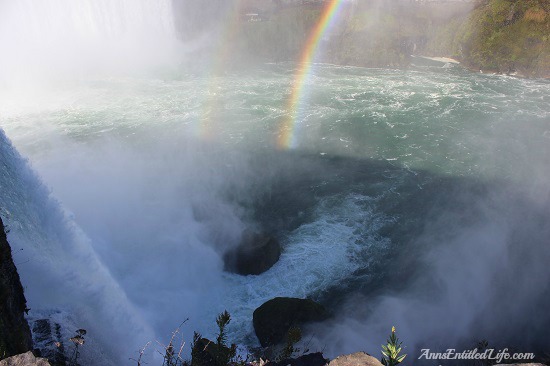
left=196, top=1, right=244, bottom=140
left=278, top=0, right=345, bottom=149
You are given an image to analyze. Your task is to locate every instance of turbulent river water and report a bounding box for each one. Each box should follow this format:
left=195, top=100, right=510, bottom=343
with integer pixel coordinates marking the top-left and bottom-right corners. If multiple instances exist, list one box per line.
left=1, top=64, right=549, bottom=364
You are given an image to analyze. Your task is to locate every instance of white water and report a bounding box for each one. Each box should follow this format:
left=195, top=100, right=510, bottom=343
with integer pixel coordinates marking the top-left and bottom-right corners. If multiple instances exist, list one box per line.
left=0, top=119, right=384, bottom=363
left=0, top=130, right=155, bottom=365
left=0, top=0, right=180, bottom=86
left=2, top=1, right=550, bottom=364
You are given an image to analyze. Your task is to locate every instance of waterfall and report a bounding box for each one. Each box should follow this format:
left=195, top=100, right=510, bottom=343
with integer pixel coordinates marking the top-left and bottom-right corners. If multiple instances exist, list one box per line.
left=0, top=129, right=155, bottom=365
left=0, top=0, right=180, bottom=84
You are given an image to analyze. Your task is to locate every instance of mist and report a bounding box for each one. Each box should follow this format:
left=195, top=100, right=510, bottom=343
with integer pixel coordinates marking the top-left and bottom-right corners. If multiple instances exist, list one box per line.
left=0, top=0, right=549, bottom=365
left=308, top=119, right=550, bottom=361
left=0, top=0, right=181, bottom=88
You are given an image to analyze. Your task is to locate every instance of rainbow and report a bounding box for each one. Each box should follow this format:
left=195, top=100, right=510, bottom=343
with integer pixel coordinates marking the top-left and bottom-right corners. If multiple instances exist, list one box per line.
left=277, top=0, right=345, bottom=149
left=195, top=1, right=245, bottom=140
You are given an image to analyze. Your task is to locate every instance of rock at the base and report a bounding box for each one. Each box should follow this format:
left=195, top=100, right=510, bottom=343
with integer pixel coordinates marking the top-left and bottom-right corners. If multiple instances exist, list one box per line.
left=224, top=231, right=281, bottom=275
left=0, top=217, right=33, bottom=357
left=0, top=351, right=51, bottom=366
left=267, top=352, right=327, bottom=366
left=191, top=337, right=234, bottom=366
left=253, top=297, right=328, bottom=347
left=328, top=352, right=382, bottom=366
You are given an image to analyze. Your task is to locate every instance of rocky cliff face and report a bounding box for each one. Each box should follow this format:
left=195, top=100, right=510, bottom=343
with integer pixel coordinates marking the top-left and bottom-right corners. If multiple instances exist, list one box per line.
left=173, top=0, right=549, bottom=78
left=0, top=351, right=51, bottom=366
left=454, top=0, right=550, bottom=78
left=0, top=216, right=33, bottom=358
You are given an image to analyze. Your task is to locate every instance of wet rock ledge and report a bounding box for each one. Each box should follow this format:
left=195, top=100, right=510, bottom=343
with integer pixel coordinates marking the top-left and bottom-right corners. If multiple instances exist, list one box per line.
left=0, top=216, right=33, bottom=358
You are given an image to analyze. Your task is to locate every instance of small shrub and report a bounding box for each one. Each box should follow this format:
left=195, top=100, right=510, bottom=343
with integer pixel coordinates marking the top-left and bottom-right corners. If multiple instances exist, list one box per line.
left=381, top=326, right=406, bottom=366
left=191, top=312, right=238, bottom=366
left=215, top=311, right=236, bottom=366
left=68, top=329, right=86, bottom=366
left=278, top=326, right=302, bottom=361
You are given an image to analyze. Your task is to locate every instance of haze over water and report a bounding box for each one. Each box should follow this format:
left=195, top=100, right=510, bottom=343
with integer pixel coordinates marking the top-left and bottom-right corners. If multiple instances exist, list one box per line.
left=1, top=1, right=549, bottom=365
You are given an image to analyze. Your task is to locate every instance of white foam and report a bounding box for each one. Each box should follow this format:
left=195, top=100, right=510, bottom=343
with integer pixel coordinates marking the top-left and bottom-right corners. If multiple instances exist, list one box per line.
left=222, top=194, right=391, bottom=346
left=0, top=129, right=155, bottom=365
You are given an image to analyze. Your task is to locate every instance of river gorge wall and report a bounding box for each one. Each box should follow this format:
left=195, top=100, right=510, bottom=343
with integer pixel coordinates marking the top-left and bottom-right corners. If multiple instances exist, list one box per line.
left=173, top=0, right=550, bottom=78
left=0, top=216, right=33, bottom=358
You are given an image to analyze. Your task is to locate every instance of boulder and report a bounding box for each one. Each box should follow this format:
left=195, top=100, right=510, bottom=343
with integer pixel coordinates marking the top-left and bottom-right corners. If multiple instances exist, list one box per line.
left=191, top=337, right=234, bottom=366
left=253, top=297, right=328, bottom=347
left=328, top=352, right=383, bottom=366
left=0, top=217, right=33, bottom=358
left=267, top=352, right=327, bottom=366
left=0, top=351, right=51, bottom=366
left=224, top=231, right=281, bottom=275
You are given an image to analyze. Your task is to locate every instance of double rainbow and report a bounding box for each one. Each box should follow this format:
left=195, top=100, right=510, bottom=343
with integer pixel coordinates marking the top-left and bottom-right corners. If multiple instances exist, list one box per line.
left=196, top=1, right=245, bottom=140
left=277, top=0, right=345, bottom=149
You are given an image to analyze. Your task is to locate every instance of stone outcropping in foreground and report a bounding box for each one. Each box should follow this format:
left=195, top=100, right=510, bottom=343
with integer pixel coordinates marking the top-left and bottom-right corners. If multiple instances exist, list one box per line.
left=328, top=352, right=383, bottom=366
left=0, top=216, right=33, bottom=358
left=253, top=297, right=328, bottom=347
left=0, top=351, right=51, bottom=366
left=266, top=352, right=327, bottom=366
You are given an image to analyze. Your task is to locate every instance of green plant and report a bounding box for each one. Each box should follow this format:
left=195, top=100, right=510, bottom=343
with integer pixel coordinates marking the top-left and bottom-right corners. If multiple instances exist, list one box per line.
left=215, top=311, right=230, bottom=349
left=278, top=326, right=302, bottom=361
left=215, top=311, right=236, bottom=366
left=190, top=331, right=202, bottom=366
left=381, top=326, right=406, bottom=366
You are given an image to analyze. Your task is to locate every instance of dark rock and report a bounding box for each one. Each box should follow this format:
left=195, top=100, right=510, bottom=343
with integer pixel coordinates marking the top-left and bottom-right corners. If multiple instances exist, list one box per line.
left=328, top=352, right=383, bottom=366
left=253, top=297, right=328, bottom=347
left=0, top=351, right=51, bottom=366
left=267, top=352, right=327, bottom=366
left=30, top=319, right=66, bottom=366
left=224, top=231, right=281, bottom=275
left=191, top=337, right=235, bottom=366
left=0, top=217, right=33, bottom=358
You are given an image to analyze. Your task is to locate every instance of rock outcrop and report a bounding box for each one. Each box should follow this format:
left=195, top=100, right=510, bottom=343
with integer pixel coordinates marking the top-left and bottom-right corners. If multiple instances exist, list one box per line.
left=0, top=351, right=51, bottom=366
left=224, top=231, right=281, bottom=275
left=253, top=297, right=328, bottom=347
left=266, top=352, right=327, bottom=366
left=0, top=216, right=33, bottom=358
left=328, top=352, right=383, bottom=366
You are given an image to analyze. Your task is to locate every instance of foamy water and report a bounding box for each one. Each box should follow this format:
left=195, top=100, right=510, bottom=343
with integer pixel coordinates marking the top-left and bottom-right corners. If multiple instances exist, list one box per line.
left=1, top=63, right=549, bottom=363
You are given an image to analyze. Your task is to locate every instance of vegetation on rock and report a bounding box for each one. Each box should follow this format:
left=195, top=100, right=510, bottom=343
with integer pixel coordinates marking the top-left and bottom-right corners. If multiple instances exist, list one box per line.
left=380, top=327, right=406, bottom=366
left=176, top=0, right=549, bottom=78
left=456, top=0, right=550, bottom=76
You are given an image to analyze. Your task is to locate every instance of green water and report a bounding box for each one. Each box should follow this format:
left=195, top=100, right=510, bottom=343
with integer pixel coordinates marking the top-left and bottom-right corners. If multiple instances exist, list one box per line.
left=1, top=63, right=549, bottom=359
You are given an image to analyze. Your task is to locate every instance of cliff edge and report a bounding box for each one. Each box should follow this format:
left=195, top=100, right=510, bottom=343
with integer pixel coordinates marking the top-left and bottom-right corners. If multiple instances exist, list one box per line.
left=0, top=216, right=33, bottom=358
